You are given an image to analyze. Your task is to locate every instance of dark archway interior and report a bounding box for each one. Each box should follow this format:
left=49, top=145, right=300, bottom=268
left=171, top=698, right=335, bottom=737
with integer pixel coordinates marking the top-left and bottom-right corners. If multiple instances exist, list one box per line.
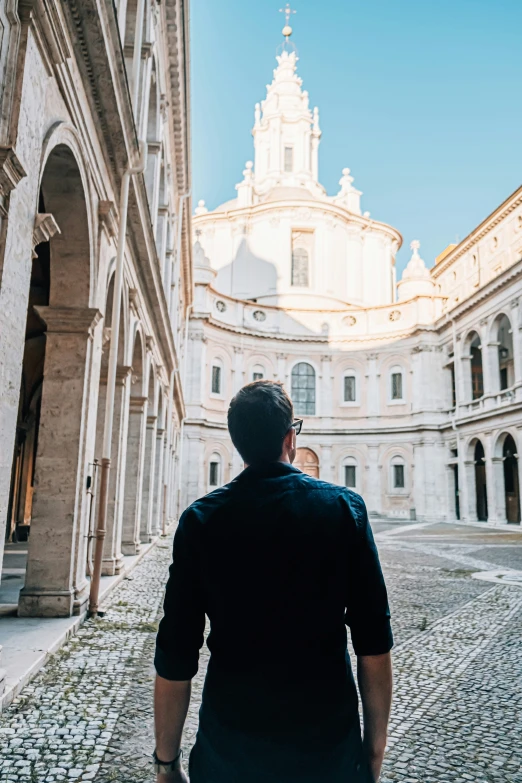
left=503, top=435, right=520, bottom=523
left=474, top=440, right=488, bottom=521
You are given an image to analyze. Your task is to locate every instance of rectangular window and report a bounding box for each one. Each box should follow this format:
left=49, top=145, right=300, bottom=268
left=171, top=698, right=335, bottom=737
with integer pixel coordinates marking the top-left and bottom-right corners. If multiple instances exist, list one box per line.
left=450, top=364, right=456, bottom=408
left=253, top=372, right=263, bottom=381
left=344, top=465, right=356, bottom=488
left=391, top=372, right=403, bottom=400
left=344, top=375, right=356, bottom=402
left=393, top=464, right=405, bottom=489
left=500, top=367, right=508, bottom=391
left=211, top=365, right=222, bottom=395
left=284, top=146, right=294, bottom=172
left=209, top=462, right=219, bottom=487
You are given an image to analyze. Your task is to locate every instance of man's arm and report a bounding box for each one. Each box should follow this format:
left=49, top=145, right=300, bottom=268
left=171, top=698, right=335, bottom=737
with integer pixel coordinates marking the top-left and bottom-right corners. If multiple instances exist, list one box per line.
left=154, top=509, right=205, bottom=782
left=343, top=492, right=394, bottom=781
left=154, top=676, right=191, bottom=782
left=357, top=652, right=393, bottom=782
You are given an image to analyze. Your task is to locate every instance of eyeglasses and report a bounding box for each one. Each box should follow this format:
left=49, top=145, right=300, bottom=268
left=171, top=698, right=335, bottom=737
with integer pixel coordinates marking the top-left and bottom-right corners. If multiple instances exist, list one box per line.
left=290, top=419, right=303, bottom=436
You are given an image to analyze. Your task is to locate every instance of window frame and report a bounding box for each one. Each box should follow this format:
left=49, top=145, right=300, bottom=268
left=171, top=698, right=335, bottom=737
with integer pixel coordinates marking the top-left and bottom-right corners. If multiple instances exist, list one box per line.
left=251, top=363, right=265, bottom=382
left=291, top=246, right=310, bottom=288
left=341, top=371, right=359, bottom=407
left=341, top=457, right=358, bottom=490
left=208, top=453, right=221, bottom=491
left=284, top=145, right=294, bottom=173
left=291, top=361, right=317, bottom=417
left=389, top=456, right=407, bottom=494
left=210, top=359, right=224, bottom=398
left=389, top=365, right=405, bottom=405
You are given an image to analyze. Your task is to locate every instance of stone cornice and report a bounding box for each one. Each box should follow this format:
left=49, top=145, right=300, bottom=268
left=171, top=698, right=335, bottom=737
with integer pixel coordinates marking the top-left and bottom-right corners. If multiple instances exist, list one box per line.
left=0, top=147, right=27, bottom=199
left=32, top=213, right=60, bottom=257
left=435, top=257, right=522, bottom=329
left=34, top=306, right=101, bottom=336
left=432, top=183, right=522, bottom=277
left=193, top=198, right=402, bottom=248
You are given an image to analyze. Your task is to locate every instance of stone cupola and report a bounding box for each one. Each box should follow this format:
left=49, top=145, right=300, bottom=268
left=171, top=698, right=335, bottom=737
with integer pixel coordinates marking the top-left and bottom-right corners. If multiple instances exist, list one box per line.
left=398, top=240, right=436, bottom=300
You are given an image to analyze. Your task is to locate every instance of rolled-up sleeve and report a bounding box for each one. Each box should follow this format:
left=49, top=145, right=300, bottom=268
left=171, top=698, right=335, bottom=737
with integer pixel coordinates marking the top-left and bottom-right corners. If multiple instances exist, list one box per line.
left=343, top=492, right=393, bottom=656
left=154, top=509, right=206, bottom=680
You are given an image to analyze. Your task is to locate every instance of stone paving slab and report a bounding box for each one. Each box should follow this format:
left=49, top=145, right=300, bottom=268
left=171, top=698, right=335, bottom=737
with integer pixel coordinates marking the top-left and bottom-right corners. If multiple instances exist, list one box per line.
left=0, top=523, right=521, bottom=782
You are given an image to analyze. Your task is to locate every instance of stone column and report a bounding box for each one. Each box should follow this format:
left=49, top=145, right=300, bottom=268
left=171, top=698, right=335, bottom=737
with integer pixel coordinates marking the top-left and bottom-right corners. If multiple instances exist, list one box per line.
left=321, top=355, right=333, bottom=418
left=153, top=426, right=166, bottom=536
left=141, top=412, right=157, bottom=542
left=366, top=354, right=380, bottom=418
left=101, top=365, right=131, bottom=576
left=18, top=307, right=101, bottom=617
left=490, top=456, right=507, bottom=524
left=463, top=459, right=477, bottom=522
left=233, top=346, right=245, bottom=393
left=479, top=318, right=494, bottom=402
left=276, top=353, right=287, bottom=385
left=366, top=445, right=382, bottom=515
left=484, top=432, right=496, bottom=524
left=320, top=445, right=333, bottom=483
left=121, top=395, right=148, bottom=554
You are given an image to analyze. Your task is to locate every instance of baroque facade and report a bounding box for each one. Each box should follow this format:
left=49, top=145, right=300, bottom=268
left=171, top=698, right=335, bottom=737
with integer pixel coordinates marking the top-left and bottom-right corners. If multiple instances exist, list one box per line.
left=184, top=46, right=522, bottom=527
left=0, top=0, right=192, bottom=633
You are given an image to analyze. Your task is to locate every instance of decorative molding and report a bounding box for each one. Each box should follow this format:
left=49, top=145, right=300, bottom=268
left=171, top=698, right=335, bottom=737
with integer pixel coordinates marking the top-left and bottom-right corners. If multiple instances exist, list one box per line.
left=98, top=200, right=118, bottom=239
left=34, top=306, right=101, bottom=337
left=129, top=288, right=139, bottom=316
left=32, top=213, right=61, bottom=257
left=0, top=147, right=26, bottom=202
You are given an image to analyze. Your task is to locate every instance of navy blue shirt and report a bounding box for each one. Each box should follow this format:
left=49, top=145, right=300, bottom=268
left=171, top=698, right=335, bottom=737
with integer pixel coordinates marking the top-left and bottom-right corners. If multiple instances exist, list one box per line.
left=155, top=461, right=392, bottom=746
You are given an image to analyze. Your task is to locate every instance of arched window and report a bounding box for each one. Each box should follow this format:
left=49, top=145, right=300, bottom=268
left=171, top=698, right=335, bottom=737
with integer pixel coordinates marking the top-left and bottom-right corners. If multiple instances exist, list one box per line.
left=469, top=333, right=483, bottom=400
left=292, top=248, right=309, bottom=287
left=342, top=457, right=358, bottom=489
left=390, top=366, right=404, bottom=402
left=390, top=456, right=406, bottom=491
left=208, top=453, right=221, bottom=490
left=343, top=372, right=357, bottom=403
left=291, top=362, right=316, bottom=416
left=211, top=359, right=223, bottom=396
left=496, top=315, right=514, bottom=391
left=252, top=364, right=265, bottom=381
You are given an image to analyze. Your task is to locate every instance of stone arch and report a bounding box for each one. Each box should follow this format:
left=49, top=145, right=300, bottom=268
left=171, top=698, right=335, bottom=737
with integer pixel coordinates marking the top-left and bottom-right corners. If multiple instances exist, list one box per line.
left=494, top=432, right=520, bottom=524
left=295, top=447, right=320, bottom=478
left=491, top=313, right=514, bottom=391
left=469, top=437, right=488, bottom=521
left=464, top=330, right=484, bottom=401
left=39, top=123, right=95, bottom=302
left=17, top=139, right=98, bottom=617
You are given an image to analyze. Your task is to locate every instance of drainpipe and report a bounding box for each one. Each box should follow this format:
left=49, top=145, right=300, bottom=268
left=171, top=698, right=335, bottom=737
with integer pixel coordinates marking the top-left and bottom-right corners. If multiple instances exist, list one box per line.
left=89, top=142, right=147, bottom=618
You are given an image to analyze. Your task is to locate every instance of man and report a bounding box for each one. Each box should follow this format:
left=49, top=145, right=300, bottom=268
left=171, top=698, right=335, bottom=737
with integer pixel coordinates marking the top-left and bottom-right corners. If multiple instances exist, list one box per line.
left=154, top=380, right=393, bottom=783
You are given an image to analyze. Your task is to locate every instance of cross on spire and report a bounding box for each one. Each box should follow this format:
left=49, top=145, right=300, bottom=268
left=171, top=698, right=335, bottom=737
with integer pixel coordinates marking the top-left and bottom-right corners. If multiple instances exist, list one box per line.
left=279, top=3, right=296, bottom=25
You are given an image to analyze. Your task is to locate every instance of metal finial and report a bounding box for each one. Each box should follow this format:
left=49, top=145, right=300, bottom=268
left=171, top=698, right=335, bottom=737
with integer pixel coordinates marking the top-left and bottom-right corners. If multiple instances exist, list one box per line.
left=279, top=3, right=296, bottom=39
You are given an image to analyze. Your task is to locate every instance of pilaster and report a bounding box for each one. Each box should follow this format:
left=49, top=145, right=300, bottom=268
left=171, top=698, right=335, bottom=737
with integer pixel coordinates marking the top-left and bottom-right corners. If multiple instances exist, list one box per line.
left=18, top=307, right=101, bottom=617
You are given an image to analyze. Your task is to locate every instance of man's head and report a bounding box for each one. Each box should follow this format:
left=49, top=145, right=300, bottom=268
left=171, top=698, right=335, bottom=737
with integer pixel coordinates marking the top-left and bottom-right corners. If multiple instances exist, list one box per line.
left=228, top=380, right=296, bottom=466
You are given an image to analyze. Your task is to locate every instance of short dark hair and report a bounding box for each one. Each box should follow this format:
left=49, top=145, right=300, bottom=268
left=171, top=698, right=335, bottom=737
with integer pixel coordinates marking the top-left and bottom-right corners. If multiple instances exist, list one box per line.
left=227, top=380, right=294, bottom=465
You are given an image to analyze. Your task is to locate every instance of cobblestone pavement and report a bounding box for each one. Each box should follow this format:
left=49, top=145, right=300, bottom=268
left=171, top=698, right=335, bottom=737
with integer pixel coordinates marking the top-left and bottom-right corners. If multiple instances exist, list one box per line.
left=0, top=521, right=521, bottom=782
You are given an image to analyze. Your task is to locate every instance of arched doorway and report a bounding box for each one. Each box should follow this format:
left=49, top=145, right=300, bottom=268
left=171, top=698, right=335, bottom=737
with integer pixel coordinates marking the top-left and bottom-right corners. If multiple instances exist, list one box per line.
left=469, top=333, right=484, bottom=400
left=295, top=447, right=319, bottom=478
left=474, top=440, right=488, bottom=521
left=6, top=192, right=49, bottom=545
left=495, top=315, right=514, bottom=391
left=503, top=435, right=520, bottom=524
left=15, top=143, right=96, bottom=617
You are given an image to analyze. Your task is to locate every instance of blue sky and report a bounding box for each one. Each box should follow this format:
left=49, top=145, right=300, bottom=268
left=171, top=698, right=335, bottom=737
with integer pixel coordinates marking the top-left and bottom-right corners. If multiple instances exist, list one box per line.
left=190, top=0, right=522, bottom=274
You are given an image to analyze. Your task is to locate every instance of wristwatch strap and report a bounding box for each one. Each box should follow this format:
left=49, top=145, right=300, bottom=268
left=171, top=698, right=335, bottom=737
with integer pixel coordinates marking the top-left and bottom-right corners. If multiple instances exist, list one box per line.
left=153, top=748, right=183, bottom=774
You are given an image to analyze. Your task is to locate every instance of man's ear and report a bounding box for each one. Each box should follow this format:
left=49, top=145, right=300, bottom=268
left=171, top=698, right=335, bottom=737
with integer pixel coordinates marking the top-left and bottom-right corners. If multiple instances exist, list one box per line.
left=282, top=427, right=294, bottom=454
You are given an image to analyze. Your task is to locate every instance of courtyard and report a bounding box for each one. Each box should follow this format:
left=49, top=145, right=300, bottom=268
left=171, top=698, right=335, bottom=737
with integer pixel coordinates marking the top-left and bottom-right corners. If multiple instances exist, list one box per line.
left=0, top=519, right=520, bottom=783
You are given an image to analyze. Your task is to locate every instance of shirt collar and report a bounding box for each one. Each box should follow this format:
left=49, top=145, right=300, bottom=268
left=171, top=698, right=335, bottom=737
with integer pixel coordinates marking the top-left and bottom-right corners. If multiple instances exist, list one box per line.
left=237, top=461, right=302, bottom=481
